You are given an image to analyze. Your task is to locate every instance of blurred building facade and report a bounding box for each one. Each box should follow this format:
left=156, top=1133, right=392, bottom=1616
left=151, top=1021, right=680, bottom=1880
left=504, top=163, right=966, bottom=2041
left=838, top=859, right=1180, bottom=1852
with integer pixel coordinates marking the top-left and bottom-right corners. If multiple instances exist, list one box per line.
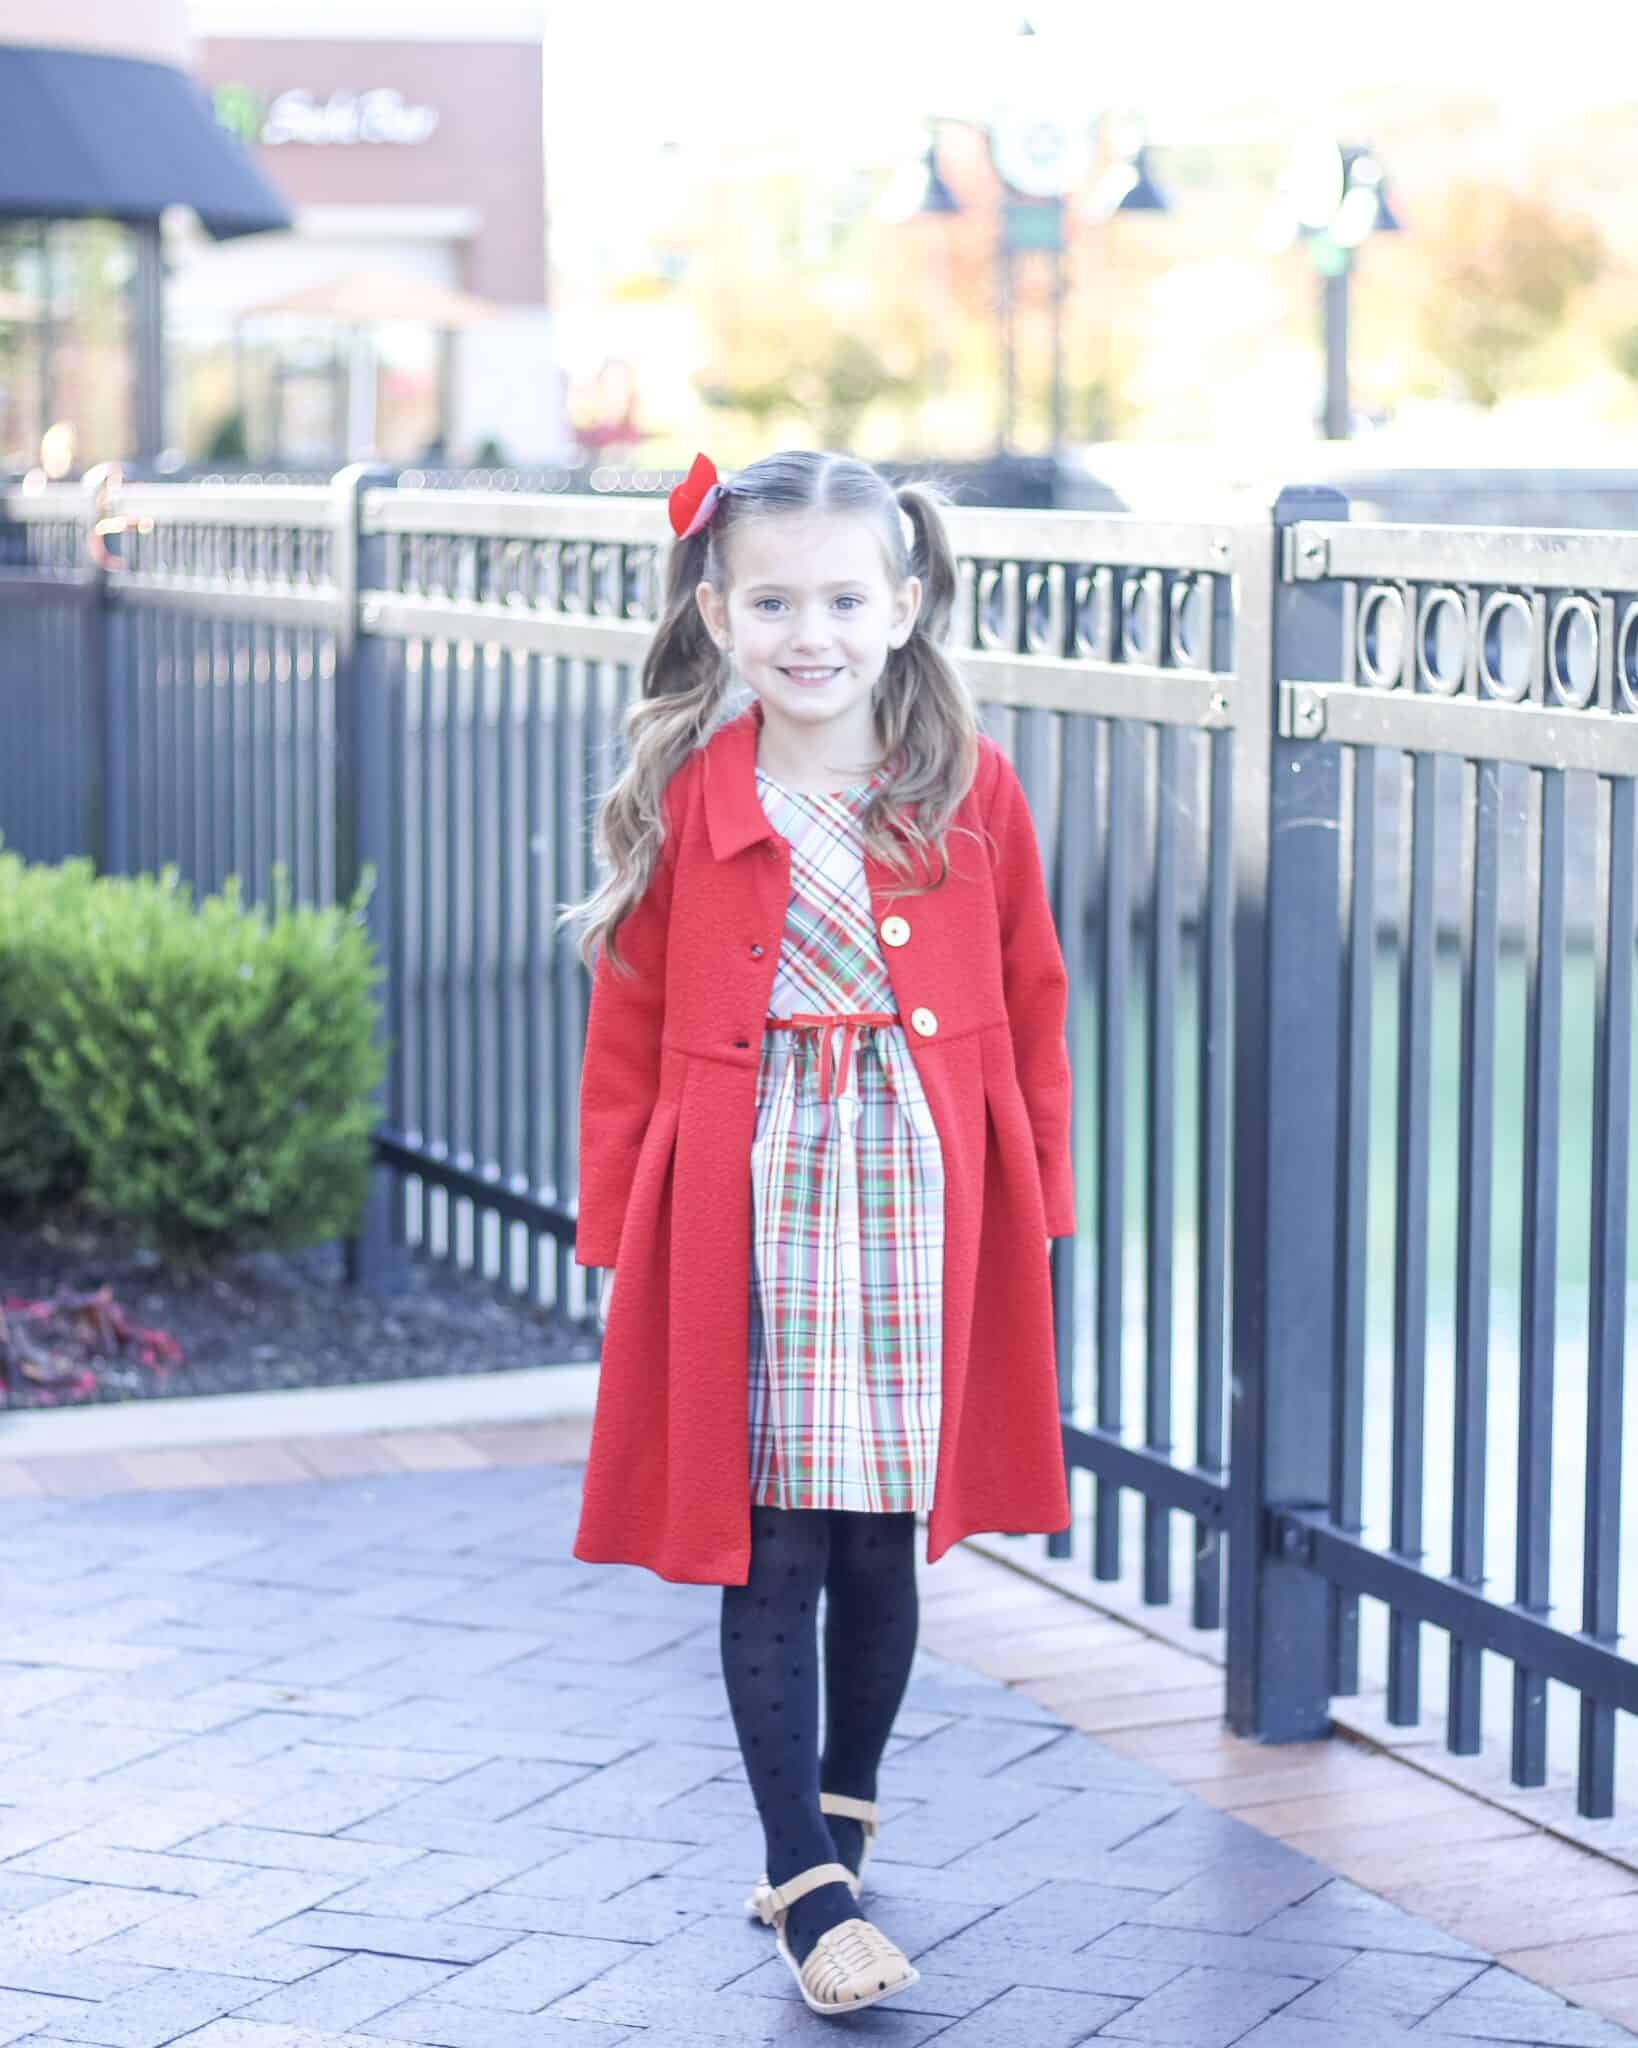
left=179, top=19, right=562, bottom=466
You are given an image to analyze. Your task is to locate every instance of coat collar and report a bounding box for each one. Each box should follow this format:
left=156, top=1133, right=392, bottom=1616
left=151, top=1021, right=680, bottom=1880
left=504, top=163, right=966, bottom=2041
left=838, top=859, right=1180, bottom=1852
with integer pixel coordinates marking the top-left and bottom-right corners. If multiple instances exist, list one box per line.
left=699, top=695, right=920, bottom=865
left=701, top=700, right=773, bottom=863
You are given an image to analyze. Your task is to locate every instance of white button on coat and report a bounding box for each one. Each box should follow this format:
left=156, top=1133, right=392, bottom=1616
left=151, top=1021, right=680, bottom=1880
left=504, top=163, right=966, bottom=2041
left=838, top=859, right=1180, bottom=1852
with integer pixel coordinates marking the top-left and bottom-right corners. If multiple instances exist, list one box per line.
left=880, top=914, right=910, bottom=947
left=910, top=1007, right=938, bottom=1037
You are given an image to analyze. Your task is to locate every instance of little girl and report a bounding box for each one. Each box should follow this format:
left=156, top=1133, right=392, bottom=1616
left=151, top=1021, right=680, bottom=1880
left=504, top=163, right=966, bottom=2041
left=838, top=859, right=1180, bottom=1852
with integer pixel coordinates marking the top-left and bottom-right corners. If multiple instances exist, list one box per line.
left=558, top=449, right=1075, bottom=2018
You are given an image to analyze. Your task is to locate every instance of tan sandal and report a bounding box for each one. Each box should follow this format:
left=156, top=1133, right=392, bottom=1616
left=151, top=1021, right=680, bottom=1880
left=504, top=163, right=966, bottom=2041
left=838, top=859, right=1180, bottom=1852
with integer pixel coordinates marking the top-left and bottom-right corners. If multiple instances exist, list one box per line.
left=744, top=1791, right=878, bottom=1924
left=762, top=1859, right=919, bottom=2016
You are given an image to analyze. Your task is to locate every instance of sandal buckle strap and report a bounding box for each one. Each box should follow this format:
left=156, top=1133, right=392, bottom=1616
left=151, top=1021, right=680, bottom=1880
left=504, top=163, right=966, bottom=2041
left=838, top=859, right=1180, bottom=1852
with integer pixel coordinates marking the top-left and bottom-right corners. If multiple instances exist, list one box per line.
left=767, top=1859, right=859, bottom=1913
left=818, top=1790, right=878, bottom=1829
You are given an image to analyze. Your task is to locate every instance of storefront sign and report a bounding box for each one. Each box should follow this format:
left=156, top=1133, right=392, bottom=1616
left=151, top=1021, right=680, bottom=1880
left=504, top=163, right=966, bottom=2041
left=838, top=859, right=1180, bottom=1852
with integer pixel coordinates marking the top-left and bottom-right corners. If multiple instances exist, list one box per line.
left=214, top=84, right=440, bottom=148
left=199, top=36, right=545, bottom=304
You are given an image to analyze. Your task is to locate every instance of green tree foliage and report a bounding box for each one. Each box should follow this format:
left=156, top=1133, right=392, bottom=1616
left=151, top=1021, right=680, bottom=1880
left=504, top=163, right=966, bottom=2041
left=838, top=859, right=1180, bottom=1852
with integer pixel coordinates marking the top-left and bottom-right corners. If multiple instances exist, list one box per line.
left=1417, top=180, right=1604, bottom=407
left=698, top=318, right=921, bottom=449
left=1607, top=323, right=1638, bottom=389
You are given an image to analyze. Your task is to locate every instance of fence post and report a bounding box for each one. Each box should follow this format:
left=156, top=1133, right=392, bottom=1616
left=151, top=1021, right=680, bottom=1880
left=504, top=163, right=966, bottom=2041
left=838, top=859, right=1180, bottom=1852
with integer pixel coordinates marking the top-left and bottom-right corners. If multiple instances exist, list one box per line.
left=1225, top=484, right=1350, bottom=1741
left=333, top=461, right=408, bottom=1295
left=80, top=463, right=123, bottom=875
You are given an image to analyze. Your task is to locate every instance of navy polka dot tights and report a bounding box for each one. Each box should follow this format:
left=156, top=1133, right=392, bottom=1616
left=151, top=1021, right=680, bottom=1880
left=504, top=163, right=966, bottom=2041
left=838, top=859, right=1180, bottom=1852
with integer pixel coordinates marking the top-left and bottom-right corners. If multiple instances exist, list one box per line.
left=719, top=1506, right=918, bottom=1966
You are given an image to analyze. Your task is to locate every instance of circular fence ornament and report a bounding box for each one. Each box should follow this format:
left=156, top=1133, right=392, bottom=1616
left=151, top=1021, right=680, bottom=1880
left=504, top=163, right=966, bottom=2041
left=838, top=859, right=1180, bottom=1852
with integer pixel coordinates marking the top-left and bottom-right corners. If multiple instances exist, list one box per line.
left=1417, top=587, right=1469, bottom=696
left=1122, top=570, right=1162, bottom=663
left=977, top=564, right=1014, bottom=651
left=1618, top=603, right=1638, bottom=715
left=1357, top=585, right=1407, bottom=689
left=1478, top=591, right=1532, bottom=703
left=1547, top=595, right=1599, bottom=709
left=1172, top=576, right=1207, bottom=668
left=1073, top=568, right=1111, bottom=658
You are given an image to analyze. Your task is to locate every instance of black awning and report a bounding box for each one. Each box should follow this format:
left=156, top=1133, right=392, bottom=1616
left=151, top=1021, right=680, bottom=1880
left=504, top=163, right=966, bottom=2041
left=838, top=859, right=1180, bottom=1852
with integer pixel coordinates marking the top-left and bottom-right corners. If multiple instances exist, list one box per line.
left=0, top=44, right=292, bottom=239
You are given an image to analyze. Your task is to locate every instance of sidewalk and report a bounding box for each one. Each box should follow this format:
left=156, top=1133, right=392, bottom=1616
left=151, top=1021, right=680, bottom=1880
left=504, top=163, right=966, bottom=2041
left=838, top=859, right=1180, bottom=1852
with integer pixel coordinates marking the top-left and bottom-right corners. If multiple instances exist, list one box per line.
left=0, top=1422, right=1635, bottom=2047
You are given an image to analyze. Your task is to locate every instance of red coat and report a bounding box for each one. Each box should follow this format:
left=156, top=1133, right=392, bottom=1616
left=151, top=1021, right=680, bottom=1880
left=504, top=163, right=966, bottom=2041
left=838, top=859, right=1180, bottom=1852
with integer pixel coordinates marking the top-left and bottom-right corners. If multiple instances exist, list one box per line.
left=572, top=700, right=1075, bottom=1585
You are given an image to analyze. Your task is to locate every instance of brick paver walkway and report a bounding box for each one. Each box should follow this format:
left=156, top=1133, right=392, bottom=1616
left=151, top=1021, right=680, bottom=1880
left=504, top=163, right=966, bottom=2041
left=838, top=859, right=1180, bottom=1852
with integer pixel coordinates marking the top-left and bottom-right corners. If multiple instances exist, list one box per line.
left=1, top=1456, right=1635, bottom=2048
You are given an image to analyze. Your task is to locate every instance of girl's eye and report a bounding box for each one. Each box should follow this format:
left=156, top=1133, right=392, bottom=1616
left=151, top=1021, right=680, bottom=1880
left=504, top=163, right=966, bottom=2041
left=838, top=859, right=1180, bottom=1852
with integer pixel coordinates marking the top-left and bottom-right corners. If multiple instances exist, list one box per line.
left=754, top=598, right=784, bottom=614
left=835, top=595, right=863, bottom=611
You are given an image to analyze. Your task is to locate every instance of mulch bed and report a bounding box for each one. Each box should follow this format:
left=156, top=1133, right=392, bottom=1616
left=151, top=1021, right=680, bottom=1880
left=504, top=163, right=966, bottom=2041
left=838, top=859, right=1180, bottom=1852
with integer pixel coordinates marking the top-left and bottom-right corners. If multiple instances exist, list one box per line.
left=0, top=1198, right=598, bottom=1410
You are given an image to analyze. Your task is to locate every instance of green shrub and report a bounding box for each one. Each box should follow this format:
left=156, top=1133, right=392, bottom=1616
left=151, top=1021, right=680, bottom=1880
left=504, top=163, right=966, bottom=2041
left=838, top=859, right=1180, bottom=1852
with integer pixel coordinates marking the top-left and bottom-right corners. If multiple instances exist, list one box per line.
left=0, top=849, right=93, bottom=1208
left=18, top=860, right=388, bottom=1273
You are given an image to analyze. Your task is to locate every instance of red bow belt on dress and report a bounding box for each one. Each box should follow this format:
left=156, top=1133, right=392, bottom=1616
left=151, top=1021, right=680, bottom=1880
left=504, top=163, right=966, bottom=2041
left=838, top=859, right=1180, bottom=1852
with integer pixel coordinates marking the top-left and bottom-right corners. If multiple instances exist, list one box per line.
left=764, top=1011, right=900, bottom=1102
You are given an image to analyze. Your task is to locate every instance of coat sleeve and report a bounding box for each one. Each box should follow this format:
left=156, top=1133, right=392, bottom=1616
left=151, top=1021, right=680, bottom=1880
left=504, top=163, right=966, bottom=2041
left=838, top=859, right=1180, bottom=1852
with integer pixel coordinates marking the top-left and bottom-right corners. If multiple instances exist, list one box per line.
left=988, top=744, right=1077, bottom=1237
left=573, top=819, right=678, bottom=1270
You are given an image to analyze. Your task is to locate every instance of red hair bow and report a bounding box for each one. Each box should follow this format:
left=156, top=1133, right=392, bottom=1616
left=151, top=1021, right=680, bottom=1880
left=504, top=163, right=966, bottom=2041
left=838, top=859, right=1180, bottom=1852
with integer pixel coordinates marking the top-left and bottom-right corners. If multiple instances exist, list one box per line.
left=669, top=452, right=723, bottom=539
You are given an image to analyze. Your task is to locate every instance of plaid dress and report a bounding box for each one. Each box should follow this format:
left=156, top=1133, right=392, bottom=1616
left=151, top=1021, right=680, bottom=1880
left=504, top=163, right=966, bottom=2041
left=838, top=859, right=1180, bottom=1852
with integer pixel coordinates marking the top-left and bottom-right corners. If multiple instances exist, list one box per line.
left=746, top=765, right=946, bottom=1513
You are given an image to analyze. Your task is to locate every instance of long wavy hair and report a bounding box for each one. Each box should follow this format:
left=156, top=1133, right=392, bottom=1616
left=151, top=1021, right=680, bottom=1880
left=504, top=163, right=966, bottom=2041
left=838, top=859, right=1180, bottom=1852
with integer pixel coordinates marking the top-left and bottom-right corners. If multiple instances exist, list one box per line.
left=558, top=449, right=982, bottom=976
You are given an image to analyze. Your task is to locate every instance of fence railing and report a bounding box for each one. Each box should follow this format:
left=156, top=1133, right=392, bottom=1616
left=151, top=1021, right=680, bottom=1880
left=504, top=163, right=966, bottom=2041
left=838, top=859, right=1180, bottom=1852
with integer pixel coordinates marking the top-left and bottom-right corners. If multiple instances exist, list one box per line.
left=2, top=469, right=1634, bottom=1826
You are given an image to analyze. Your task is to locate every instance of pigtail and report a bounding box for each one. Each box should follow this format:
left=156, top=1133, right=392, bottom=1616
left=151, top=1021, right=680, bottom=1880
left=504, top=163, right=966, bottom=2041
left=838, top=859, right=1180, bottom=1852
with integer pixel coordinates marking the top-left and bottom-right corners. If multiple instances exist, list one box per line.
left=639, top=522, right=723, bottom=705
left=557, top=519, right=732, bottom=976
left=895, top=482, right=959, bottom=646
left=863, top=481, right=980, bottom=890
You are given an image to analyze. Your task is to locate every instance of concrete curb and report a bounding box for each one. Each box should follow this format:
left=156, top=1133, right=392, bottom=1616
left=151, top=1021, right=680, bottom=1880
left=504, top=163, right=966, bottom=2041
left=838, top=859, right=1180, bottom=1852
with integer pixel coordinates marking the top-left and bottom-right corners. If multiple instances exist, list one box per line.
left=0, top=1360, right=600, bottom=1459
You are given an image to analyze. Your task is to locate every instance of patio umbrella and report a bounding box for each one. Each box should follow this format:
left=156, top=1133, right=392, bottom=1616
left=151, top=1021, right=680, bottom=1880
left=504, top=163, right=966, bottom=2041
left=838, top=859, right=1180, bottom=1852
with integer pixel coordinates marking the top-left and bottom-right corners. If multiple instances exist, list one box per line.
left=244, top=271, right=500, bottom=329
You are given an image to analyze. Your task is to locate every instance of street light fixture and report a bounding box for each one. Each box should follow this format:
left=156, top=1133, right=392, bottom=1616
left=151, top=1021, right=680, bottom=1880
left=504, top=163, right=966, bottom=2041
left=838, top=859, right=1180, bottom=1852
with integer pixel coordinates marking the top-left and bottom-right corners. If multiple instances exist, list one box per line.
left=1088, top=143, right=1169, bottom=220
left=1271, top=137, right=1402, bottom=438
left=914, top=144, right=960, bottom=218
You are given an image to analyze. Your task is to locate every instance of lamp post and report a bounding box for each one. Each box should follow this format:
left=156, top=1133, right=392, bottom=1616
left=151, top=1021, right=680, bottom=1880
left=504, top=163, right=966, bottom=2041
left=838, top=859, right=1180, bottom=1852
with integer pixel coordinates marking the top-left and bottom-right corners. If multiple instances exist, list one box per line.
left=915, top=117, right=1167, bottom=459
left=1275, top=138, right=1402, bottom=439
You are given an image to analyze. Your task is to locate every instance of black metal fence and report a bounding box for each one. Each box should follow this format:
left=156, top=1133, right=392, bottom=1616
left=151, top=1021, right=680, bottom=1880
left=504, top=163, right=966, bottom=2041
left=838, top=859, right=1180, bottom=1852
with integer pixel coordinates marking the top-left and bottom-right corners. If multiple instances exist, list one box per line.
left=2, top=470, right=1633, bottom=1823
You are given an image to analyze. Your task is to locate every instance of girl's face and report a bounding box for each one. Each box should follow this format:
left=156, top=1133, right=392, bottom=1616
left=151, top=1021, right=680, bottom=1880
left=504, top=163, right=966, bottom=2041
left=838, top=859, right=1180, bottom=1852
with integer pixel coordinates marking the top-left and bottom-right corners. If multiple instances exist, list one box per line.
left=695, top=510, right=920, bottom=745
